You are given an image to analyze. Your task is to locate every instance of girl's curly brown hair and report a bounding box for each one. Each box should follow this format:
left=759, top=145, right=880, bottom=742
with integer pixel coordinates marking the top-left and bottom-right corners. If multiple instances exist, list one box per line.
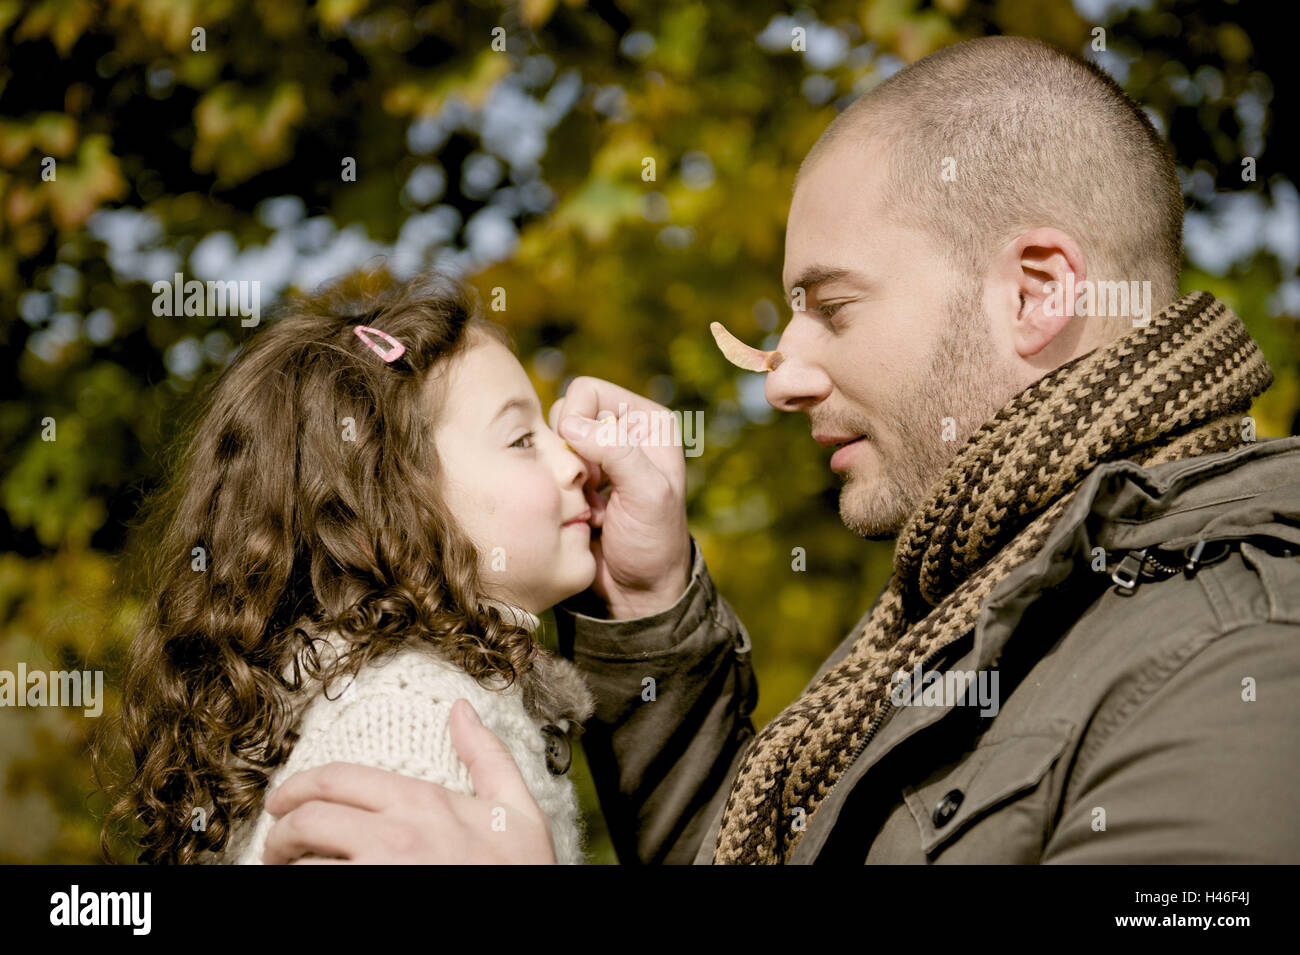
left=92, top=268, right=541, bottom=864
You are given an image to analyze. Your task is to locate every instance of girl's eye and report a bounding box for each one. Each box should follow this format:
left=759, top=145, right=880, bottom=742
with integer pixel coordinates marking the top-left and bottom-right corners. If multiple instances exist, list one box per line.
left=817, top=301, right=846, bottom=321
left=510, top=431, right=536, bottom=450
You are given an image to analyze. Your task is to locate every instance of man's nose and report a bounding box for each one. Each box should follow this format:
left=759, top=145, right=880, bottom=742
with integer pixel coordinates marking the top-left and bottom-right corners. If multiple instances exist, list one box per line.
left=765, top=315, right=831, bottom=412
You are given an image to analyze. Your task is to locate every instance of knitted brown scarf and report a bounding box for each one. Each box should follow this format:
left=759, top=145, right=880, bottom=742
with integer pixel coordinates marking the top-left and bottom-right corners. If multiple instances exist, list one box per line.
left=712, top=290, right=1274, bottom=864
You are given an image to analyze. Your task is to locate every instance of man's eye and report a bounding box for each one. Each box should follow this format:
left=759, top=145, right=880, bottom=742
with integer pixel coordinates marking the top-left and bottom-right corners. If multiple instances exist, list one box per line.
left=816, top=302, right=846, bottom=321
left=510, top=431, right=536, bottom=449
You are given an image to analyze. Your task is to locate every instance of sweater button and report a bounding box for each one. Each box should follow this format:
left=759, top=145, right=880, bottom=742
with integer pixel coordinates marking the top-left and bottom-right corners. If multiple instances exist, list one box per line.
left=542, top=724, right=571, bottom=775
left=932, top=789, right=964, bottom=827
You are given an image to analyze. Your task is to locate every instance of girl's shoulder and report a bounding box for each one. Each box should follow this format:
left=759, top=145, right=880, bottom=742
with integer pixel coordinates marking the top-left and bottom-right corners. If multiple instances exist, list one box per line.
left=293, top=631, right=523, bottom=721
left=284, top=629, right=596, bottom=757
left=275, top=634, right=542, bottom=798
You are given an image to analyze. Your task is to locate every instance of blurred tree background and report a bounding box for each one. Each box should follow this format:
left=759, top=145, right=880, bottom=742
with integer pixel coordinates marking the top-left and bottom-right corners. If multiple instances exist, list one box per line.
left=1, top=0, right=1296, bottom=864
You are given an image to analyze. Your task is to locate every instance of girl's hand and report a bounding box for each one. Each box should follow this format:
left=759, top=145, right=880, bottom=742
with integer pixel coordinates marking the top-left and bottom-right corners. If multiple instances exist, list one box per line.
left=549, top=376, right=692, bottom=620
left=261, top=699, right=557, bottom=864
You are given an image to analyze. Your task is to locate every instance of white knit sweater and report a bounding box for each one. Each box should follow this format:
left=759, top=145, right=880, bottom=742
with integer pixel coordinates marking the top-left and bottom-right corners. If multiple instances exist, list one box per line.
left=198, top=600, right=594, bottom=865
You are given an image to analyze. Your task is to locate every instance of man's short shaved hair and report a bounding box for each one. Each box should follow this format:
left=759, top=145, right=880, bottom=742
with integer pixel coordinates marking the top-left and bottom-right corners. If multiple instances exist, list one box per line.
left=799, top=35, right=1184, bottom=312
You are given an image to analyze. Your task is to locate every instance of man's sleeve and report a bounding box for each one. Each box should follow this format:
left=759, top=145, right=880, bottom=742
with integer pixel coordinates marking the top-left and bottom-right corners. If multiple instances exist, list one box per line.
left=553, top=535, right=758, bottom=864
left=1041, top=620, right=1300, bottom=863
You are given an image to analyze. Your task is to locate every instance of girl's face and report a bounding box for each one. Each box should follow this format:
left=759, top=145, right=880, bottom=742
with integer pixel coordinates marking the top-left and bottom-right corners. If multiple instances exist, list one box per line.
left=431, top=335, right=598, bottom=614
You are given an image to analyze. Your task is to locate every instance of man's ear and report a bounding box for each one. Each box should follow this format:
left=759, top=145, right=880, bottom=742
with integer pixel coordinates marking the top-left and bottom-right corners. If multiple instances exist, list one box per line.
left=988, top=227, right=1089, bottom=361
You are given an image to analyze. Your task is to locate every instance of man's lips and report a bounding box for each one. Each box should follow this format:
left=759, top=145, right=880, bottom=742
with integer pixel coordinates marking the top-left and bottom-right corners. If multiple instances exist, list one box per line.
left=818, top=434, right=869, bottom=472
left=813, top=432, right=867, bottom=448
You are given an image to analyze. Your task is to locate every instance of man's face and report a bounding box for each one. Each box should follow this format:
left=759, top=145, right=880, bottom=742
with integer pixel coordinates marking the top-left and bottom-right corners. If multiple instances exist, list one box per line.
left=769, top=139, right=1014, bottom=539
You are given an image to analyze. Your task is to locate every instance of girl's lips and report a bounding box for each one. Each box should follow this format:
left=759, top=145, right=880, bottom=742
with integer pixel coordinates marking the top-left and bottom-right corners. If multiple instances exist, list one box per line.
left=563, top=510, right=592, bottom=526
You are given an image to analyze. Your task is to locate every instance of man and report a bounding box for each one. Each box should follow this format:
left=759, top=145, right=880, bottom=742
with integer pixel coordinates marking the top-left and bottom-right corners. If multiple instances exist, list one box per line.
left=261, top=35, right=1300, bottom=864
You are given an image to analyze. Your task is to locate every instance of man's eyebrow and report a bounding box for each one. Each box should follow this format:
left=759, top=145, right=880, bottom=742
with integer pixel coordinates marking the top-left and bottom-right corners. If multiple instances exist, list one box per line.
left=490, top=396, right=535, bottom=425
left=785, top=266, right=857, bottom=300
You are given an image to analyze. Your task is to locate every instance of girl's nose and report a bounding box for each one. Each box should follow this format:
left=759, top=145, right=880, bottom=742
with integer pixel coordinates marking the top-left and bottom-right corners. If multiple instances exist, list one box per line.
left=559, top=436, right=591, bottom=485
left=570, top=455, right=589, bottom=486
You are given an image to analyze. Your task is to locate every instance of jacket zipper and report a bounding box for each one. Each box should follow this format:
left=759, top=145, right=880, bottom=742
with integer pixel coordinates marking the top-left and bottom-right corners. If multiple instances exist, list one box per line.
left=1110, top=539, right=1234, bottom=595
left=817, top=640, right=955, bottom=827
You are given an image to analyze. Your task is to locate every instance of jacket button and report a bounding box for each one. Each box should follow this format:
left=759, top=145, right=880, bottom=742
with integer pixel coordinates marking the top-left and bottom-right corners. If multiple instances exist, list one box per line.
left=542, top=724, right=571, bottom=776
left=932, top=789, right=964, bottom=827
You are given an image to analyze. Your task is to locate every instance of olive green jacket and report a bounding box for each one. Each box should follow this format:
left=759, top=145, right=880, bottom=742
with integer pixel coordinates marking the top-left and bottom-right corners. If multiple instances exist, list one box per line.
left=553, top=436, right=1300, bottom=864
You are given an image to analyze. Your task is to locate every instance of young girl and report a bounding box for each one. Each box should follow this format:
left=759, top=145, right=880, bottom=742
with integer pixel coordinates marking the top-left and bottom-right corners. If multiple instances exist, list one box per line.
left=98, top=270, right=600, bottom=864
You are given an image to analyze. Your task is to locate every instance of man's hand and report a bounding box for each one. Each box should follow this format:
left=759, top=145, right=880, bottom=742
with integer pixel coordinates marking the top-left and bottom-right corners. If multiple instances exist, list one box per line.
left=261, top=699, right=557, bottom=864
left=549, top=376, right=691, bottom=619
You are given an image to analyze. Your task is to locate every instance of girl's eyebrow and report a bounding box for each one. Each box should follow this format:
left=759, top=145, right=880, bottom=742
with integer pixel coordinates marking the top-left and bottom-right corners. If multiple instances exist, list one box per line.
left=490, top=396, right=535, bottom=425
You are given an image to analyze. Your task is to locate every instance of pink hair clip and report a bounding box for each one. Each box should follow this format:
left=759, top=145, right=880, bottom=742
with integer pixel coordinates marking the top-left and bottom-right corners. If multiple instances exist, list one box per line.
left=353, top=325, right=406, bottom=363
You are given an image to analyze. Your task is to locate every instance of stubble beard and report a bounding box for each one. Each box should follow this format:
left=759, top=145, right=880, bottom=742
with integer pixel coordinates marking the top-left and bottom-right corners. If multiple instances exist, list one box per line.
left=839, top=284, right=1012, bottom=540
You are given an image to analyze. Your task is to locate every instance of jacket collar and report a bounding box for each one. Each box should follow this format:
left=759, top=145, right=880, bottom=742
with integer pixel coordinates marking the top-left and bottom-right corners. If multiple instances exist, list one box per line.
left=974, top=434, right=1300, bottom=672
left=518, top=641, right=597, bottom=733
left=478, top=597, right=596, bottom=731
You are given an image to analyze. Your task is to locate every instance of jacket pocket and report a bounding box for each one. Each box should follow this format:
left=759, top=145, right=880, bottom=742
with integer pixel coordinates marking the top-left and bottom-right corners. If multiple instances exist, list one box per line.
left=901, top=719, right=1073, bottom=858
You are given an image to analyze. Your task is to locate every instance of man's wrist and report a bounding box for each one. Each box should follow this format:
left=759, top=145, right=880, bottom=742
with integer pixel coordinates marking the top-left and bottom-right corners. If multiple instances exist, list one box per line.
left=608, top=582, right=686, bottom=621
left=605, top=543, right=693, bottom=620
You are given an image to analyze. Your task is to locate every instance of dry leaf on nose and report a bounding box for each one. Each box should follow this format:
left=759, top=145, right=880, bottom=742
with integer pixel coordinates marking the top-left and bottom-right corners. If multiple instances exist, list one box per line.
left=709, top=322, right=784, bottom=372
